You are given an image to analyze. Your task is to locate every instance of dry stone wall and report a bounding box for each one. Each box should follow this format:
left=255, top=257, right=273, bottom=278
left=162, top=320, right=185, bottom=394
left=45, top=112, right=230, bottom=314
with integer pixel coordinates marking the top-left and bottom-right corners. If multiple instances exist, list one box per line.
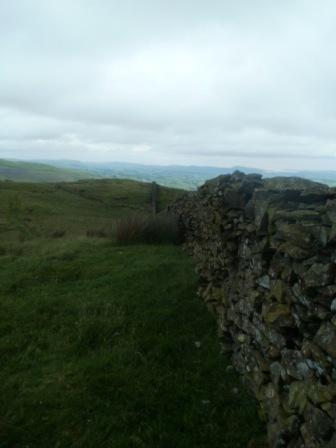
left=171, top=171, right=336, bottom=448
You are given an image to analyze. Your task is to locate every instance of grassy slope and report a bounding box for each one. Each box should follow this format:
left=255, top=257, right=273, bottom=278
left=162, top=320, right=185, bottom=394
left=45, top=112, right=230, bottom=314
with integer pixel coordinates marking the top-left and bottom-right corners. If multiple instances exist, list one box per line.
left=0, top=159, right=95, bottom=183
left=0, top=242, right=264, bottom=448
left=0, top=179, right=265, bottom=447
left=0, top=178, right=184, bottom=245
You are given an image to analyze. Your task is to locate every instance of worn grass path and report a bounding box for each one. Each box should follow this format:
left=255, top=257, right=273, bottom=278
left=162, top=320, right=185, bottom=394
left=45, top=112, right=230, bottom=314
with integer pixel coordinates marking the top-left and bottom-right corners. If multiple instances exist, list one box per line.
left=0, top=241, right=264, bottom=447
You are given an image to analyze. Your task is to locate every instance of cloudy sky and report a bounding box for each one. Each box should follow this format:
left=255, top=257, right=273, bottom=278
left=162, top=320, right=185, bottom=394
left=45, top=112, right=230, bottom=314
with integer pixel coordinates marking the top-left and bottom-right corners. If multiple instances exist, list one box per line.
left=1, top=0, right=336, bottom=170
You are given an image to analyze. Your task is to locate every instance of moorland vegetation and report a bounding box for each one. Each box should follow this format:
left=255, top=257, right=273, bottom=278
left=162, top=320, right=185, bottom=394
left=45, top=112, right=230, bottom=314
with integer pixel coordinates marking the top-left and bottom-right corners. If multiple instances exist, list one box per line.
left=0, top=178, right=264, bottom=447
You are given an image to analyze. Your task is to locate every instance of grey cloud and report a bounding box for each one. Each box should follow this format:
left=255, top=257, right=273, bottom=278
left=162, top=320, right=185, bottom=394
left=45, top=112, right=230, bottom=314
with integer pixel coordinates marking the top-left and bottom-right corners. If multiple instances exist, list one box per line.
left=1, top=0, right=336, bottom=170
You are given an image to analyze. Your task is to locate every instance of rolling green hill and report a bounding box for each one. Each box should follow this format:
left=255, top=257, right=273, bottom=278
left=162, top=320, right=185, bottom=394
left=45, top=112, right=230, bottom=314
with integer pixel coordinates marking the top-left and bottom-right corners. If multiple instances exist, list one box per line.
left=0, top=159, right=96, bottom=183
left=0, top=178, right=265, bottom=447
left=2, top=158, right=336, bottom=190
left=37, top=159, right=336, bottom=189
left=0, top=178, right=184, bottom=244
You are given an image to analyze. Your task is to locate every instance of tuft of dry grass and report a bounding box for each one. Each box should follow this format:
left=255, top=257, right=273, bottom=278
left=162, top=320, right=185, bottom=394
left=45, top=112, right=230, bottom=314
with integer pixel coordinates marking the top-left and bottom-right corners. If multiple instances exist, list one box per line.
left=51, top=230, right=66, bottom=238
left=86, top=228, right=109, bottom=238
left=115, top=213, right=181, bottom=245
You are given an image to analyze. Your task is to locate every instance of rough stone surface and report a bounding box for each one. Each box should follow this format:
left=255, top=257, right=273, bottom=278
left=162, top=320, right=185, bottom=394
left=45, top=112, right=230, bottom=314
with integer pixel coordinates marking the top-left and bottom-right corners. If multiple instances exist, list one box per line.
left=170, top=171, right=336, bottom=448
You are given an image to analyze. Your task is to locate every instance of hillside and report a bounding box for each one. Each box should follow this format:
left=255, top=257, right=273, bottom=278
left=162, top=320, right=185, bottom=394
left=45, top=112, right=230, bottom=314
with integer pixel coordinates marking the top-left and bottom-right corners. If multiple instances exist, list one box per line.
left=2, top=158, right=336, bottom=189
left=0, top=159, right=96, bottom=183
left=0, top=178, right=265, bottom=447
left=0, top=178, right=184, bottom=244
left=38, top=160, right=336, bottom=189
left=36, top=160, right=228, bottom=189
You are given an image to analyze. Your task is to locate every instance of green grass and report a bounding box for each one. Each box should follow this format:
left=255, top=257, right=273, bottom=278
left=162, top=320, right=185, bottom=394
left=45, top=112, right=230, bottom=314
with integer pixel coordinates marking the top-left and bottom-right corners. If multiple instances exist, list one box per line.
left=0, top=178, right=264, bottom=446
left=0, top=241, right=264, bottom=448
left=0, top=178, right=184, bottom=243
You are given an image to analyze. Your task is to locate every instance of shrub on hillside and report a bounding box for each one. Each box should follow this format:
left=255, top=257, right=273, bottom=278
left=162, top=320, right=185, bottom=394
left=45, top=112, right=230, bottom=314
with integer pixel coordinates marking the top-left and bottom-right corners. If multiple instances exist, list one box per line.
left=115, top=214, right=181, bottom=245
left=51, top=230, right=66, bottom=238
left=115, top=215, right=146, bottom=245
left=86, top=228, right=109, bottom=238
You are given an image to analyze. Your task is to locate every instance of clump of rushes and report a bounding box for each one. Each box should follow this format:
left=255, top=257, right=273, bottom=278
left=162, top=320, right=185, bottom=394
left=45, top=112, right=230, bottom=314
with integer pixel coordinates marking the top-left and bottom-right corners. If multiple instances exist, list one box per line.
left=86, top=228, right=109, bottom=238
left=115, top=213, right=182, bottom=245
left=51, top=230, right=66, bottom=238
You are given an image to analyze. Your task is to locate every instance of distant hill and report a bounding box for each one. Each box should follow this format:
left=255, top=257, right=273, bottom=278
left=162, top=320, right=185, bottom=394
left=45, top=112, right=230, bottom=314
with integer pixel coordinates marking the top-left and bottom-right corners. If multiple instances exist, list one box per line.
left=37, top=160, right=336, bottom=189
left=0, top=159, right=96, bottom=183
left=2, top=159, right=336, bottom=189
left=35, top=160, right=227, bottom=189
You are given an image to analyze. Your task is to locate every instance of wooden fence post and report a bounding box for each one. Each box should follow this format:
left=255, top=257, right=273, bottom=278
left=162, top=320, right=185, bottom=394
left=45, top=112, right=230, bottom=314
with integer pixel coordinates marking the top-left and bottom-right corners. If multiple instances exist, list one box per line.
left=151, top=182, right=159, bottom=216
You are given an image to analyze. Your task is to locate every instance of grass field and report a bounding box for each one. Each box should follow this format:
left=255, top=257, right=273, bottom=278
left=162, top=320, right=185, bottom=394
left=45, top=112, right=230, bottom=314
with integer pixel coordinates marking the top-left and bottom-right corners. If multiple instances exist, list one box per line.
left=0, top=179, right=265, bottom=447
left=0, top=178, right=184, bottom=247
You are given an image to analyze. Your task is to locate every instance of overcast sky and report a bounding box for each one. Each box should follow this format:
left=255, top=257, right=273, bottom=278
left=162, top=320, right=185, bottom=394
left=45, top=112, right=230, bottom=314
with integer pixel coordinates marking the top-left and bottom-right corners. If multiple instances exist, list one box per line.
left=1, top=0, right=336, bottom=170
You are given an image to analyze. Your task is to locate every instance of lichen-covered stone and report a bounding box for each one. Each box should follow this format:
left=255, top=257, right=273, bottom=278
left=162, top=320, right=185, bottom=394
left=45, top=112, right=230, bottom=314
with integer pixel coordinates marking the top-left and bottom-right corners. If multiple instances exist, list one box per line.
left=262, top=303, right=292, bottom=327
left=271, top=279, right=287, bottom=302
left=303, top=404, right=334, bottom=443
left=257, top=275, right=271, bottom=289
left=307, top=383, right=336, bottom=404
left=303, top=264, right=334, bottom=288
left=331, top=298, right=336, bottom=312
left=275, top=223, right=313, bottom=249
left=314, top=323, right=336, bottom=358
left=278, top=242, right=310, bottom=260
left=288, top=382, right=309, bottom=413
left=325, top=434, right=336, bottom=448
left=321, top=402, right=336, bottom=423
